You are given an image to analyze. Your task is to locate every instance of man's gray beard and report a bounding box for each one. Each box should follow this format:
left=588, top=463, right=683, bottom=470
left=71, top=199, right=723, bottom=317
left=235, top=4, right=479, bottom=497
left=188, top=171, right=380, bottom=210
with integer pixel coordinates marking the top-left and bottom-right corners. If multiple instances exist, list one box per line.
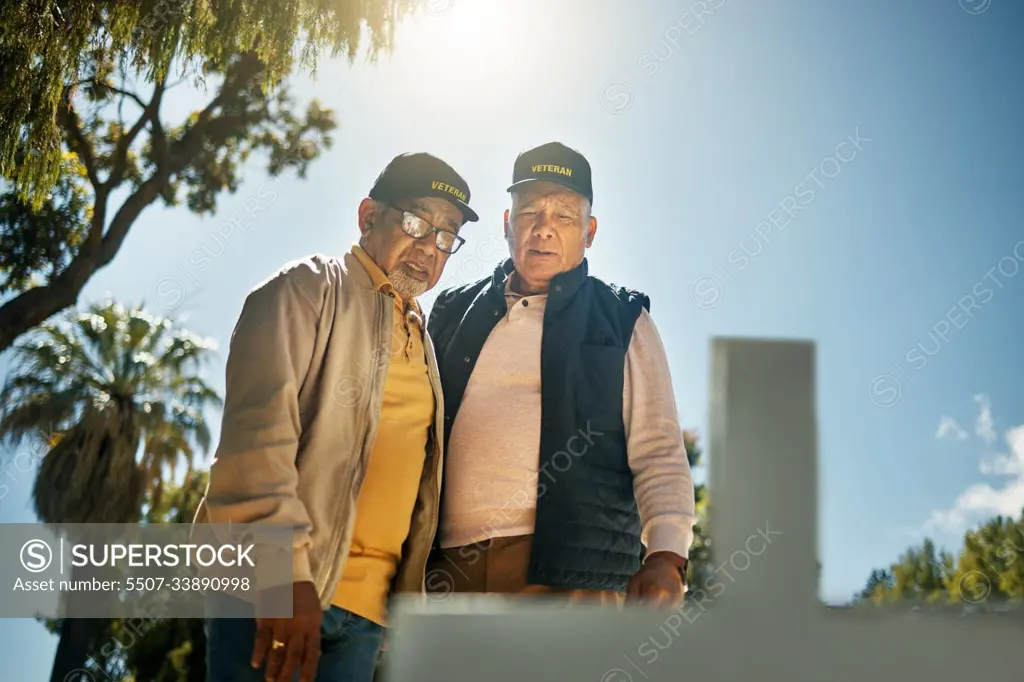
left=389, top=266, right=429, bottom=299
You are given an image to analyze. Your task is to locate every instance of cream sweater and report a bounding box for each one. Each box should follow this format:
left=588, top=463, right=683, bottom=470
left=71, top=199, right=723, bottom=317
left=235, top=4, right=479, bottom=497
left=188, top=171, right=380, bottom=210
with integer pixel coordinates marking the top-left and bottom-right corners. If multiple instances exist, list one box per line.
left=440, top=281, right=696, bottom=560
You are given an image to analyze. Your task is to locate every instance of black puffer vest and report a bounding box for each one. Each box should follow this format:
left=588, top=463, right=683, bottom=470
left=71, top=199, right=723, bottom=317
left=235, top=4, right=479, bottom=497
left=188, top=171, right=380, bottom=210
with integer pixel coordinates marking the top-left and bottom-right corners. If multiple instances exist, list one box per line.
left=427, top=258, right=649, bottom=591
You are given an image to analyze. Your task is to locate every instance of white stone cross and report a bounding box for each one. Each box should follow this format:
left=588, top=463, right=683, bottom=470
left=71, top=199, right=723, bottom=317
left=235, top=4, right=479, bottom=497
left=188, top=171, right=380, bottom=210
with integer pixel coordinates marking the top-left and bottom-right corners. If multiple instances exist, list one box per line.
left=383, top=338, right=1024, bottom=682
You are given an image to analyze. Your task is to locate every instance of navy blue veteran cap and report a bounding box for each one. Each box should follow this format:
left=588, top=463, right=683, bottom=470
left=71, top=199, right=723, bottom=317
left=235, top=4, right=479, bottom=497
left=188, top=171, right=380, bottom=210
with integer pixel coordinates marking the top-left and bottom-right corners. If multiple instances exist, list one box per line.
left=368, top=152, right=479, bottom=223
left=506, top=141, right=593, bottom=206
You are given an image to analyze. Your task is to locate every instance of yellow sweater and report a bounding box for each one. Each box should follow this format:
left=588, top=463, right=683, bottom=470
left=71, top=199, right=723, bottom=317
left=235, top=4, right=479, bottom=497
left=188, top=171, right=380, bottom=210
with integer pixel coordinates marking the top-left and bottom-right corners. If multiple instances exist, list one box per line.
left=331, top=246, right=435, bottom=625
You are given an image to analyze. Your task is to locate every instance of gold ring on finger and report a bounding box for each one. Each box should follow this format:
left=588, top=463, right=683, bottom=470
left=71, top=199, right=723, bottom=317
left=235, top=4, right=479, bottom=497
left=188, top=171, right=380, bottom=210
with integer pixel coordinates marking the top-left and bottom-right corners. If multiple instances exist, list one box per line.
left=272, top=639, right=286, bottom=650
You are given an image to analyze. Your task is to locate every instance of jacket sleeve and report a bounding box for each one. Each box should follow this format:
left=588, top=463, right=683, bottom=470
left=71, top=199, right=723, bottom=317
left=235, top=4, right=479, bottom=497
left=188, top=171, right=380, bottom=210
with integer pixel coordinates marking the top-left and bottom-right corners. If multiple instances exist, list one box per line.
left=202, top=262, right=323, bottom=586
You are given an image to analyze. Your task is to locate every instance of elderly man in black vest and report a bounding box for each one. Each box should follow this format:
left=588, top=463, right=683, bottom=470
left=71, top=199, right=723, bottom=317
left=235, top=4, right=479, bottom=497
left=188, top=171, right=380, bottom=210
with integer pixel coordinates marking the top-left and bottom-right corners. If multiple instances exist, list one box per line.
left=426, top=142, right=695, bottom=606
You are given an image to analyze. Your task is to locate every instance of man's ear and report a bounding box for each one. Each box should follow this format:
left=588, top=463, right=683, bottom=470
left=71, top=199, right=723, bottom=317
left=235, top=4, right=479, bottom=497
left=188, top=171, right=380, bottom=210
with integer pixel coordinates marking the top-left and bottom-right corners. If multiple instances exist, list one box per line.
left=503, top=208, right=512, bottom=240
left=358, top=198, right=379, bottom=237
left=585, top=215, right=598, bottom=248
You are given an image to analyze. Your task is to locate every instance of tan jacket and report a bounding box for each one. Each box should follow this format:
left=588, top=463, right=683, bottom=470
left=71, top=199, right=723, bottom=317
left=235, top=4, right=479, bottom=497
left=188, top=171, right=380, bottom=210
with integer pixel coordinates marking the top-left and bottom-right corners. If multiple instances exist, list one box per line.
left=193, top=252, right=444, bottom=609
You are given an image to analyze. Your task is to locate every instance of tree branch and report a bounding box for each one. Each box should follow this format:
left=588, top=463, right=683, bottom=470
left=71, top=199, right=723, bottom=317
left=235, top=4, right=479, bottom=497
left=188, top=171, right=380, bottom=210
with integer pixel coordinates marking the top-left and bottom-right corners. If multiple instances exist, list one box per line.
left=108, top=74, right=167, bottom=189
left=57, top=93, right=101, bottom=189
left=0, top=54, right=268, bottom=355
left=107, top=85, right=148, bottom=112
left=97, top=175, right=166, bottom=267
left=101, top=56, right=264, bottom=267
left=170, top=53, right=265, bottom=167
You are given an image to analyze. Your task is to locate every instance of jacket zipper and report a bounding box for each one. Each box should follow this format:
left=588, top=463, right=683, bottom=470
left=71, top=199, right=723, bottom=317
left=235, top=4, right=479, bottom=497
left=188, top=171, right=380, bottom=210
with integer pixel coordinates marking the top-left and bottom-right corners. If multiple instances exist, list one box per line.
left=318, top=296, right=388, bottom=607
left=418, top=355, right=444, bottom=590
left=423, top=366, right=444, bottom=585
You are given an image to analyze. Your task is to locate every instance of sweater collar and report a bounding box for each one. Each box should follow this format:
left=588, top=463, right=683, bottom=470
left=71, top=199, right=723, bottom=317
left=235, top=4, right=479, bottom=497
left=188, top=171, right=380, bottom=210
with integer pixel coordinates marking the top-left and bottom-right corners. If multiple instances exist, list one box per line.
left=490, top=258, right=589, bottom=312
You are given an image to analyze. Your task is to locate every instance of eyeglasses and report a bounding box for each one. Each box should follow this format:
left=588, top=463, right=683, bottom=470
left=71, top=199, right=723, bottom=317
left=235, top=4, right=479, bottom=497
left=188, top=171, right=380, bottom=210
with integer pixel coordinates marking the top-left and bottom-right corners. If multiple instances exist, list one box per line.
left=386, top=204, right=465, bottom=255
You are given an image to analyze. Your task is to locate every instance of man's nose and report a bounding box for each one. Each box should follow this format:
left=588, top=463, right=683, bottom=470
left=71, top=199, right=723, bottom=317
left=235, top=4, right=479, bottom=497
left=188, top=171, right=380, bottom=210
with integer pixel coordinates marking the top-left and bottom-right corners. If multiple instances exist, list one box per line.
left=533, top=213, right=558, bottom=237
left=412, top=239, right=438, bottom=259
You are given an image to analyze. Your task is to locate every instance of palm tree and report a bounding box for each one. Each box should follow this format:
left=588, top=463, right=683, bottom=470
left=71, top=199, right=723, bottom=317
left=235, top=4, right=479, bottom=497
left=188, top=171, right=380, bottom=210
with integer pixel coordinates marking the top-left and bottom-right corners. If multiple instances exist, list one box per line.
left=57, top=471, right=214, bottom=682
left=0, top=300, right=222, bottom=682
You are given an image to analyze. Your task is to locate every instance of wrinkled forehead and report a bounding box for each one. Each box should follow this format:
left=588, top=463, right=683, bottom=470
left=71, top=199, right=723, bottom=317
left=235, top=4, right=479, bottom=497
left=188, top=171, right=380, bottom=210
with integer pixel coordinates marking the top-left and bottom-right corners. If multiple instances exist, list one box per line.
left=511, top=182, right=585, bottom=209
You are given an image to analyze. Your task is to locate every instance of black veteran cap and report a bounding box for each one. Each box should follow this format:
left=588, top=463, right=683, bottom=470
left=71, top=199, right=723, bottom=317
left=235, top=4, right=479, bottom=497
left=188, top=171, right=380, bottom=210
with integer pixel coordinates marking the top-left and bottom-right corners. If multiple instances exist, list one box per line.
left=507, top=141, right=594, bottom=206
left=369, top=152, right=479, bottom=223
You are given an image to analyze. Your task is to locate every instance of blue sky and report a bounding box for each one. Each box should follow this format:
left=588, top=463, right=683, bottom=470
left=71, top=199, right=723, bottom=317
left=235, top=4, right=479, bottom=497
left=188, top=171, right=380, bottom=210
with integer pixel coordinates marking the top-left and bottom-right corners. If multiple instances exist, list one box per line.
left=2, top=0, right=1023, bottom=676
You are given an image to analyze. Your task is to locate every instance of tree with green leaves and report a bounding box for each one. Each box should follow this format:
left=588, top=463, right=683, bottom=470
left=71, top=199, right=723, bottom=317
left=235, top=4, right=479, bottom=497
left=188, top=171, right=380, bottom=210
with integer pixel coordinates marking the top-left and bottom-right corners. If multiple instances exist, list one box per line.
left=0, top=300, right=221, bottom=681
left=892, top=538, right=954, bottom=603
left=857, top=509, right=1024, bottom=611
left=681, top=429, right=711, bottom=589
left=857, top=568, right=894, bottom=602
left=0, top=0, right=417, bottom=205
left=946, top=513, right=1024, bottom=606
left=0, top=0, right=424, bottom=354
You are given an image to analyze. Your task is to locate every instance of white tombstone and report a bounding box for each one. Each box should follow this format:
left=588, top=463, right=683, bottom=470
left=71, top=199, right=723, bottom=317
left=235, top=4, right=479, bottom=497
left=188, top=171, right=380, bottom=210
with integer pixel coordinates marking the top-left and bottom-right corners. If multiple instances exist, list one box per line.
left=382, top=338, right=1024, bottom=682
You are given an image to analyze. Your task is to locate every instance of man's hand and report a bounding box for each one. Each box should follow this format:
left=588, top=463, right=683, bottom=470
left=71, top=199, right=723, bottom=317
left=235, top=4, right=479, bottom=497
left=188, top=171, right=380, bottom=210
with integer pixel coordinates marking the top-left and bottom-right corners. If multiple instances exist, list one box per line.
left=625, top=552, right=687, bottom=608
left=251, top=581, right=323, bottom=682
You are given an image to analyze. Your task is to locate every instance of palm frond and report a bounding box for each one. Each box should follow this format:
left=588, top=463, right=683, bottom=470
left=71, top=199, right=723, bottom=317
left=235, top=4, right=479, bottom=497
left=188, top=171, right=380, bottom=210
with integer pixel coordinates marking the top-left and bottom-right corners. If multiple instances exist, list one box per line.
left=4, top=300, right=222, bottom=524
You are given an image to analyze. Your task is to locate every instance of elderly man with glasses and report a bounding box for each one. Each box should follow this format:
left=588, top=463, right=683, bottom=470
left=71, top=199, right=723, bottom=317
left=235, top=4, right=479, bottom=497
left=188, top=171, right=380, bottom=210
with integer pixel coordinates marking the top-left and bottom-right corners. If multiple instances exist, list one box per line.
left=196, top=152, right=477, bottom=682
left=426, top=142, right=696, bottom=609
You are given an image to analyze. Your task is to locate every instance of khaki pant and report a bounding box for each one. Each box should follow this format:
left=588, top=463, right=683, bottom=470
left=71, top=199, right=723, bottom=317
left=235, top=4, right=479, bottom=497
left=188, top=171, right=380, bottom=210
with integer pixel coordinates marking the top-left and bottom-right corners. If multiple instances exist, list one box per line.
left=426, top=534, right=625, bottom=608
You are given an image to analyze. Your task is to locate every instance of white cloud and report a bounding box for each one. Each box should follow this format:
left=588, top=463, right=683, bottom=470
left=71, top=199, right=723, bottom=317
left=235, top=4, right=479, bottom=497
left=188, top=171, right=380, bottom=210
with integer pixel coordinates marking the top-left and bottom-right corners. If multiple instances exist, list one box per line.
left=979, top=426, right=1024, bottom=476
left=974, top=393, right=997, bottom=444
left=925, top=479, right=1024, bottom=535
left=936, top=416, right=968, bottom=440
left=925, top=407, right=1024, bottom=537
